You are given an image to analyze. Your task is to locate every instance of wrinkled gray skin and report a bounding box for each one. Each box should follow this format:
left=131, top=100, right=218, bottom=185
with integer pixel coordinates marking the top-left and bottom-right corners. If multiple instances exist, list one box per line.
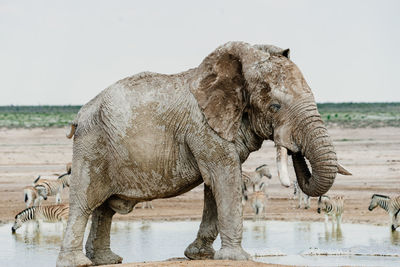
left=57, top=41, right=348, bottom=267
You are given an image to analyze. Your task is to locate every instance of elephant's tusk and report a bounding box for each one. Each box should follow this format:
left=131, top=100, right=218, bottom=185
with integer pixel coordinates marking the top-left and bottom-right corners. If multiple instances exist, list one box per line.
left=337, top=163, right=352, bottom=175
left=276, top=145, right=291, bottom=187
left=66, top=124, right=77, bottom=139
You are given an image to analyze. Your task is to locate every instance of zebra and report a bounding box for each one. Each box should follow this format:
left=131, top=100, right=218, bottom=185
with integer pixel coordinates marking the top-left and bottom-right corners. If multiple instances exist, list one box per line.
left=249, top=188, right=268, bottom=220
left=248, top=164, right=272, bottom=192
left=394, top=209, right=400, bottom=231
left=134, top=201, right=154, bottom=209
left=33, top=172, right=70, bottom=204
left=11, top=204, right=69, bottom=233
left=318, top=195, right=344, bottom=228
left=23, top=186, right=44, bottom=208
left=293, top=181, right=310, bottom=209
left=241, top=172, right=252, bottom=205
left=368, top=194, right=400, bottom=231
left=242, top=164, right=272, bottom=205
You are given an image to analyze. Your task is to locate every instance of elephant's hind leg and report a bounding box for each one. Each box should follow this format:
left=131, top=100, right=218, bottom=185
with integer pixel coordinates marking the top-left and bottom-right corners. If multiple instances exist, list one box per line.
left=85, top=202, right=123, bottom=265
left=184, top=184, right=218, bottom=260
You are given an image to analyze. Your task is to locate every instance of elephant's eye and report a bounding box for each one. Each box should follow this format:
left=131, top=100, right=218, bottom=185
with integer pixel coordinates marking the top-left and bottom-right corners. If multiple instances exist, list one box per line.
left=269, top=103, right=281, bottom=113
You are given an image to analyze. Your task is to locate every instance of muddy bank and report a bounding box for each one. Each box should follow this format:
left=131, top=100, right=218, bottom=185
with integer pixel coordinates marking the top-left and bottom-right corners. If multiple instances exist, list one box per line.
left=104, top=260, right=278, bottom=267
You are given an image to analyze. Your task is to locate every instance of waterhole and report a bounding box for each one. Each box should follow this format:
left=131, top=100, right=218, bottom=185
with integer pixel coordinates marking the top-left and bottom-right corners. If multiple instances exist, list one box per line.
left=1, top=220, right=399, bottom=266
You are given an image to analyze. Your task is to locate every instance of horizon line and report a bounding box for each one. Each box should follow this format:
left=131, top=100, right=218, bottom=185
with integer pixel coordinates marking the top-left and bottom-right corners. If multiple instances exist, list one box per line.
left=1, top=101, right=400, bottom=107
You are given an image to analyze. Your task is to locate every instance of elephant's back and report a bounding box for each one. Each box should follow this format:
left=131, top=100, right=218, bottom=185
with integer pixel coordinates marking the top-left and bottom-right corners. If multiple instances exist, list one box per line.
left=117, top=71, right=190, bottom=106
left=73, top=71, right=189, bottom=137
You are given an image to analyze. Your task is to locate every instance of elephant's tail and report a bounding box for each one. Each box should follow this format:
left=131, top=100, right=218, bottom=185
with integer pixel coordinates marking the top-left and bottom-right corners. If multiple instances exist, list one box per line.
left=66, top=123, right=77, bottom=139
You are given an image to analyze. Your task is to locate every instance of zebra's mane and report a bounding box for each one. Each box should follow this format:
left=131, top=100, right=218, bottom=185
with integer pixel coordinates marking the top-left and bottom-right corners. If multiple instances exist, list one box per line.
left=255, top=164, right=267, bottom=171
left=33, top=176, right=41, bottom=184
left=15, top=207, right=34, bottom=219
left=395, top=209, right=400, bottom=218
left=372, top=194, right=390, bottom=199
left=58, top=172, right=69, bottom=180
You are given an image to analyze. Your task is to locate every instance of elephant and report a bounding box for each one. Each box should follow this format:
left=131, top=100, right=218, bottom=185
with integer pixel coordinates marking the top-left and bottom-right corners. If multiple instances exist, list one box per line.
left=56, top=41, right=351, bottom=266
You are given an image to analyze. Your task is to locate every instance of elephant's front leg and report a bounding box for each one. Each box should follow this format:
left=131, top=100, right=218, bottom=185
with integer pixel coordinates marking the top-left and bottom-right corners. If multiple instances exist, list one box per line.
left=184, top=184, right=218, bottom=259
left=212, top=164, right=250, bottom=260
left=85, top=202, right=122, bottom=265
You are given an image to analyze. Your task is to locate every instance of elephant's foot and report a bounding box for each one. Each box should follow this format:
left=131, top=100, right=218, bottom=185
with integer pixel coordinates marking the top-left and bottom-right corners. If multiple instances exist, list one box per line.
left=214, top=247, right=251, bottom=260
left=57, top=250, right=93, bottom=267
left=184, top=240, right=215, bottom=260
left=86, top=249, right=123, bottom=266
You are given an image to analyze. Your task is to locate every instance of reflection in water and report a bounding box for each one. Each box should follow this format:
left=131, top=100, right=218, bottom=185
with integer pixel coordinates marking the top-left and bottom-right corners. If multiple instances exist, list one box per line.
left=139, top=221, right=151, bottom=231
left=111, top=220, right=133, bottom=232
left=294, top=222, right=312, bottom=244
left=251, top=223, right=267, bottom=241
left=322, top=224, right=343, bottom=243
left=1, top=220, right=400, bottom=267
left=11, top=222, right=64, bottom=245
left=390, top=230, right=400, bottom=245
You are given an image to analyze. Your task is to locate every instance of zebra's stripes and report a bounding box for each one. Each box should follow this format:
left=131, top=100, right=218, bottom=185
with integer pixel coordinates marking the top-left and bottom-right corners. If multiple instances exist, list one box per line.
left=318, top=195, right=344, bottom=228
left=368, top=194, right=400, bottom=231
left=33, top=172, right=70, bottom=204
left=242, top=164, right=271, bottom=205
left=57, top=172, right=71, bottom=188
left=251, top=164, right=272, bottom=192
left=12, top=204, right=69, bottom=232
left=249, top=191, right=267, bottom=220
left=23, top=186, right=43, bottom=208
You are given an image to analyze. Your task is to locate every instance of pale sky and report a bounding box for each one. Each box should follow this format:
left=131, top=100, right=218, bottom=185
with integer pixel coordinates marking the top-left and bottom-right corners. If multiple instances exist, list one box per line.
left=0, top=0, right=399, bottom=105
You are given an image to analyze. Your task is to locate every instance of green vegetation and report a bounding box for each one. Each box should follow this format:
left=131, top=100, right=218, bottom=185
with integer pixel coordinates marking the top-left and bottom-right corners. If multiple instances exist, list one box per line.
left=317, top=102, right=400, bottom=128
left=0, top=106, right=80, bottom=128
left=0, top=103, right=399, bottom=128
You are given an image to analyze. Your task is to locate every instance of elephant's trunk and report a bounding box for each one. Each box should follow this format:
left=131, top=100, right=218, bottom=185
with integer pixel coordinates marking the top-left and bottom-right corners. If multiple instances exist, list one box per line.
left=291, top=104, right=338, bottom=197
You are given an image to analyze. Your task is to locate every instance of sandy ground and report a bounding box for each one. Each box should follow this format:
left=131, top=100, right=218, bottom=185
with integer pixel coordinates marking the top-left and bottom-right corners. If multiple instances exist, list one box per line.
left=1, top=127, right=399, bottom=266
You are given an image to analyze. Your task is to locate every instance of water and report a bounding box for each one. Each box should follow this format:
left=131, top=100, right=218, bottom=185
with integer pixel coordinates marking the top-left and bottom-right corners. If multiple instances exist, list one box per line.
left=1, top=220, right=399, bottom=266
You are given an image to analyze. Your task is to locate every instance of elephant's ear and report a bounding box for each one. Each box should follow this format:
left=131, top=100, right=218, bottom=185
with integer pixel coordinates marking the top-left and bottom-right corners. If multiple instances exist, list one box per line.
left=191, top=53, right=246, bottom=141
left=254, top=44, right=290, bottom=59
